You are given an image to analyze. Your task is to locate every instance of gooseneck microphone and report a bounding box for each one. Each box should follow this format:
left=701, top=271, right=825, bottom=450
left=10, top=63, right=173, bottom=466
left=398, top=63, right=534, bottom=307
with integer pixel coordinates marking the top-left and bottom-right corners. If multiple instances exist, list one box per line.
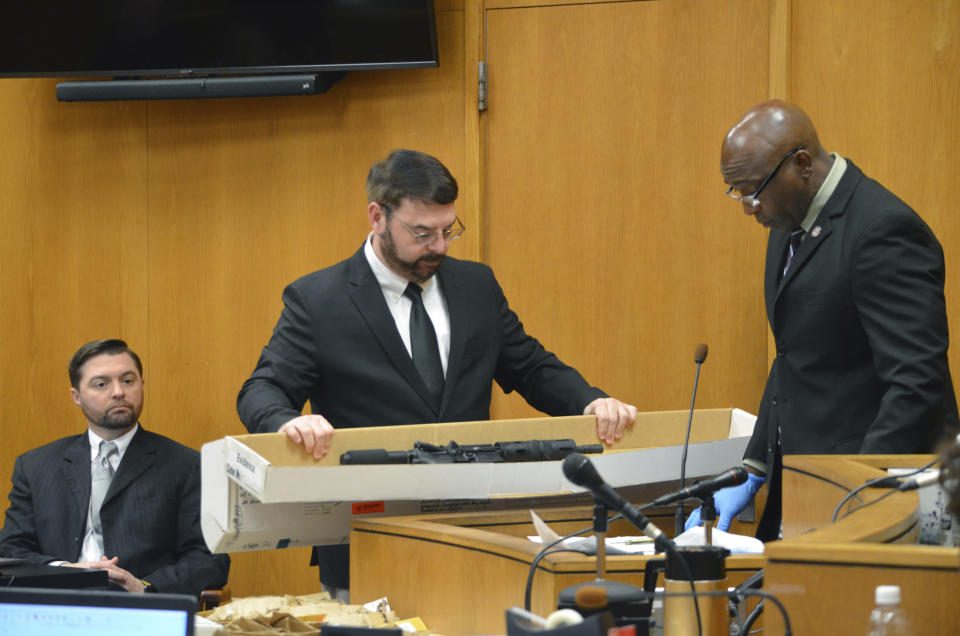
left=562, top=452, right=676, bottom=553
left=676, top=343, right=708, bottom=535
left=693, top=343, right=709, bottom=365
left=651, top=466, right=749, bottom=507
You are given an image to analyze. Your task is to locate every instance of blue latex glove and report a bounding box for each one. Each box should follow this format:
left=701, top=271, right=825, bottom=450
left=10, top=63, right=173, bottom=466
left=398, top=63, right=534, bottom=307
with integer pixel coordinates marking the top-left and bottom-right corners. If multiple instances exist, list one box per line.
left=684, top=472, right=766, bottom=531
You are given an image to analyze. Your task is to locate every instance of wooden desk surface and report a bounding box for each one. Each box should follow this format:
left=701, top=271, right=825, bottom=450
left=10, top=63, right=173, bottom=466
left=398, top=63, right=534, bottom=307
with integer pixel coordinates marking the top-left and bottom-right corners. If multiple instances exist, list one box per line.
left=762, top=455, right=960, bottom=635
left=352, top=507, right=765, bottom=635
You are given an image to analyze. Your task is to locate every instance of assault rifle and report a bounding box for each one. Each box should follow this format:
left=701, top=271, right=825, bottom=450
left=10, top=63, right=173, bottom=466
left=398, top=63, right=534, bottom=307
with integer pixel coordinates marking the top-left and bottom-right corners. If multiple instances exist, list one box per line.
left=340, top=439, right=603, bottom=465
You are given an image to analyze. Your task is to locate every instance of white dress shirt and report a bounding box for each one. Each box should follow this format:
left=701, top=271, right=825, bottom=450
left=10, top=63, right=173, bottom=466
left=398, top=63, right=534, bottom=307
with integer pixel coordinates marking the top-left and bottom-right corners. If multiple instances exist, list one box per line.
left=364, top=234, right=451, bottom=375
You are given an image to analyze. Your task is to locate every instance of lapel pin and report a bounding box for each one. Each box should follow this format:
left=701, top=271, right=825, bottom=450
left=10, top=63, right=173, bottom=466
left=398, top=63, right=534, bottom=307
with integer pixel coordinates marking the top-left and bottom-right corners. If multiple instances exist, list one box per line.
left=811, top=225, right=822, bottom=238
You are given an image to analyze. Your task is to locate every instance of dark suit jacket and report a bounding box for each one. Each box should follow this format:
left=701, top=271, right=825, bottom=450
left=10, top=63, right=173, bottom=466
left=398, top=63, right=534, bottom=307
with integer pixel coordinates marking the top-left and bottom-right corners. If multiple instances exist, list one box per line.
left=238, top=246, right=606, bottom=432
left=237, top=246, right=607, bottom=586
left=745, top=160, right=959, bottom=537
left=0, top=427, right=230, bottom=597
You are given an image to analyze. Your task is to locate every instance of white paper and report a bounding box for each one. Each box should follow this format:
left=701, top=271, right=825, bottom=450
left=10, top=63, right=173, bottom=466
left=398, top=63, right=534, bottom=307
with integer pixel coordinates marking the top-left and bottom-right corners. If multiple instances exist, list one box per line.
left=673, top=526, right=764, bottom=554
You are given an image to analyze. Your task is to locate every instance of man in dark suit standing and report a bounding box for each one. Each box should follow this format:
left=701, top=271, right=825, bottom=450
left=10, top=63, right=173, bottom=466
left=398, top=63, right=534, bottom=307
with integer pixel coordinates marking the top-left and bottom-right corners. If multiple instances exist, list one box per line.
left=238, top=149, right=638, bottom=592
left=687, top=100, right=958, bottom=538
left=0, top=339, right=230, bottom=596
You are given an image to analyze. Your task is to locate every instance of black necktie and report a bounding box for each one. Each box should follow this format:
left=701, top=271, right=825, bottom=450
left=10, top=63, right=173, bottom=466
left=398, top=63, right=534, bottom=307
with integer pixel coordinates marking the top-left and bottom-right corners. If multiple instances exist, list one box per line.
left=403, top=282, right=444, bottom=405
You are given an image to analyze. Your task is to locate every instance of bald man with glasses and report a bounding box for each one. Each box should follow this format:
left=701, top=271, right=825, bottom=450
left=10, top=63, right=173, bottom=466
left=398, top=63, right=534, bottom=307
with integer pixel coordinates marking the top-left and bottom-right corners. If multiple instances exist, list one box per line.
left=238, top=149, right=637, bottom=593
left=685, top=100, right=958, bottom=540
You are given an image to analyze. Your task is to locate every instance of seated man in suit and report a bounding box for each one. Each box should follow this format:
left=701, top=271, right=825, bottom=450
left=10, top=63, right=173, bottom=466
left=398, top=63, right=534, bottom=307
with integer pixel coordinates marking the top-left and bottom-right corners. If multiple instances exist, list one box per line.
left=687, top=100, right=958, bottom=538
left=0, top=339, right=230, bottom=597
left=238, top=149, right=638, bottom=593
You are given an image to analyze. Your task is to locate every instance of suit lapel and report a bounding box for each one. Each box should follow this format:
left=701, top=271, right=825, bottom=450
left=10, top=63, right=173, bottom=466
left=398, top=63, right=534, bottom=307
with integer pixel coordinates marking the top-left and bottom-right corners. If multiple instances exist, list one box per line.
left=765, top=230, right=789, bottom=321
left=346, top=247, right=440, bottom=414
left=771, top=160, right=862, bottom=305
left=437, top=264, right=466, bottom=418
left=61, top=435, right=92, bottom=519
left=777, top=215, right=832, bottom=296
left=104, top=427, right=155, bottom=506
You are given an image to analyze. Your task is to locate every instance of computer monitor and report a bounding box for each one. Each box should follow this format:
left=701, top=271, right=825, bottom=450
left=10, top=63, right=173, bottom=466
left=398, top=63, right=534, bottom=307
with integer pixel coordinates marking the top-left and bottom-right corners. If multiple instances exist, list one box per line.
left=0, top=586, right=196, bottom=636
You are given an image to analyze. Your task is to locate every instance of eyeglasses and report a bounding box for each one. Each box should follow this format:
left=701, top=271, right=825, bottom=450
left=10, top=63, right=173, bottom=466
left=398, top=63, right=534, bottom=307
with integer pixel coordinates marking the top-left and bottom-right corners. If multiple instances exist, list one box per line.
left=726, top=145, right=805, bottom=208
left=381, top=204, right=466, bottom=245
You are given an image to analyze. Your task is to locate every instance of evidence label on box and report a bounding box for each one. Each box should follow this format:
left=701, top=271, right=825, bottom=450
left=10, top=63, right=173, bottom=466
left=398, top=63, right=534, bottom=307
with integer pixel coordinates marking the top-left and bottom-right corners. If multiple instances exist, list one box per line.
left=225, top=436, right=270, bottom=501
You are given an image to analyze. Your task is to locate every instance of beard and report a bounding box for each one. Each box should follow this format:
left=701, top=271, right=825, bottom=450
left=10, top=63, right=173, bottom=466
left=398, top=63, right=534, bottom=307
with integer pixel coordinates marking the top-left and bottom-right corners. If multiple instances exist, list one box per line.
left=85, top=401, right=141, bottom=431
left=378, top=223, right=445, bottom=284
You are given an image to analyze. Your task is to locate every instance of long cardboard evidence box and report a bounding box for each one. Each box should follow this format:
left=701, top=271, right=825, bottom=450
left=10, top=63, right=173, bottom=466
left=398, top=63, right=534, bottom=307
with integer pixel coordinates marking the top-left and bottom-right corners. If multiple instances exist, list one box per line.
left=201, top=408, right=754, bottom=553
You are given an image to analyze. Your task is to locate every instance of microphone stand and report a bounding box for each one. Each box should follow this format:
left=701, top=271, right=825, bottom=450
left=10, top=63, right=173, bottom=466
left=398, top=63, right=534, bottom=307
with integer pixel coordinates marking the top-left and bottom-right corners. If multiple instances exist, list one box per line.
left=593, top=502, right=609, bottom=581
left=557, top=501, right=649, bottom=630
left=698, top=495, right=717, bottom=546
left=676, top=354, right=706, bottom=536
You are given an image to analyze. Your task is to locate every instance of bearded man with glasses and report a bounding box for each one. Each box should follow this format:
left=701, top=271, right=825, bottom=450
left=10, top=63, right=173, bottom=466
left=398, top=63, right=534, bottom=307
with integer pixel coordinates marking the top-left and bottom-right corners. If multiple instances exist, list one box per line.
left=685, top=100, right=959, bottom=541
left=238, top=149, right=637, bottom=595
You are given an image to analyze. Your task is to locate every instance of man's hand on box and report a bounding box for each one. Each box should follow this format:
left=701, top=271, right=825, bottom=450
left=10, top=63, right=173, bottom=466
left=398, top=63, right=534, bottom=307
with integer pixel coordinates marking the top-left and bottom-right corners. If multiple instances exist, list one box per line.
left=585, top=397, right=638, bottom=446
left=279, top=415, right=335, bottom=460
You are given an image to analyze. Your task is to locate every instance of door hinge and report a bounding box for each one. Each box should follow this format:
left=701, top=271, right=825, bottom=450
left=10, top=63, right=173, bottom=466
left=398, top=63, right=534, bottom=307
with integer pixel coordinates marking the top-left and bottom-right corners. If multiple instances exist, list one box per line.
left=478, top=61, right=487, bottom=112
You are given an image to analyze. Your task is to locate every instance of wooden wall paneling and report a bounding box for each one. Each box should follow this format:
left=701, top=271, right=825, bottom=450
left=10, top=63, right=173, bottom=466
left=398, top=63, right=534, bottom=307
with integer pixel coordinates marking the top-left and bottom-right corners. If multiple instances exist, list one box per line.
left=144, top=7, right=468, bottom=597
left=768, top=0, right=792, bottom=101
left=789, top=0, right=960, bottom=413
left=463, top=0, right=485, bottom=262
left=0, top=78, right=148, bottom=514
left=483, top=0, right=773, bottom=421
left=486, top=0, right=614, bottom=8
left=766, top=0, right=792, bottom=369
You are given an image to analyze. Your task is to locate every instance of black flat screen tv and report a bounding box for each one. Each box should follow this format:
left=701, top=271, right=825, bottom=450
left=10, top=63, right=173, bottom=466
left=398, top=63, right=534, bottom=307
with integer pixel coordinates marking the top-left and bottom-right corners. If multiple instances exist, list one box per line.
left=0, top=0, right=438, bottom=78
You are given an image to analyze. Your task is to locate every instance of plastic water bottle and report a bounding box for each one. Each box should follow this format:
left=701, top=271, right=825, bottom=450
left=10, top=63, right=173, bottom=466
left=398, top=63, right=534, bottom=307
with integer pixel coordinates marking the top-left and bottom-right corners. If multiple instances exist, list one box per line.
left=865, top=585, right=911, bottom=635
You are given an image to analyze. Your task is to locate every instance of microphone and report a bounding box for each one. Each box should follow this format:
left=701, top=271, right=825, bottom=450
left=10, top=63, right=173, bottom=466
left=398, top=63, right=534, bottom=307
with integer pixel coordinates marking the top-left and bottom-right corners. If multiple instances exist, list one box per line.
left=676, top=343, right=708, bottom=535
left=562, top=452, right=675, bottom=553
left=651, top=466, right=750, bottom=506
left=897, top=469, right=940, bottom=491
left=574, top=585, right=609, bottom=611
left=694, top=342, right=708, bottom=364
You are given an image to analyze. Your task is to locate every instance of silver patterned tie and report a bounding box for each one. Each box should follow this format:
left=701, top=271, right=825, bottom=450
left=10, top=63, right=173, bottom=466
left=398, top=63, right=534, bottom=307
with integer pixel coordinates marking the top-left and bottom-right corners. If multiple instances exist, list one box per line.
left=89, top=440, right=118, bottom=556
